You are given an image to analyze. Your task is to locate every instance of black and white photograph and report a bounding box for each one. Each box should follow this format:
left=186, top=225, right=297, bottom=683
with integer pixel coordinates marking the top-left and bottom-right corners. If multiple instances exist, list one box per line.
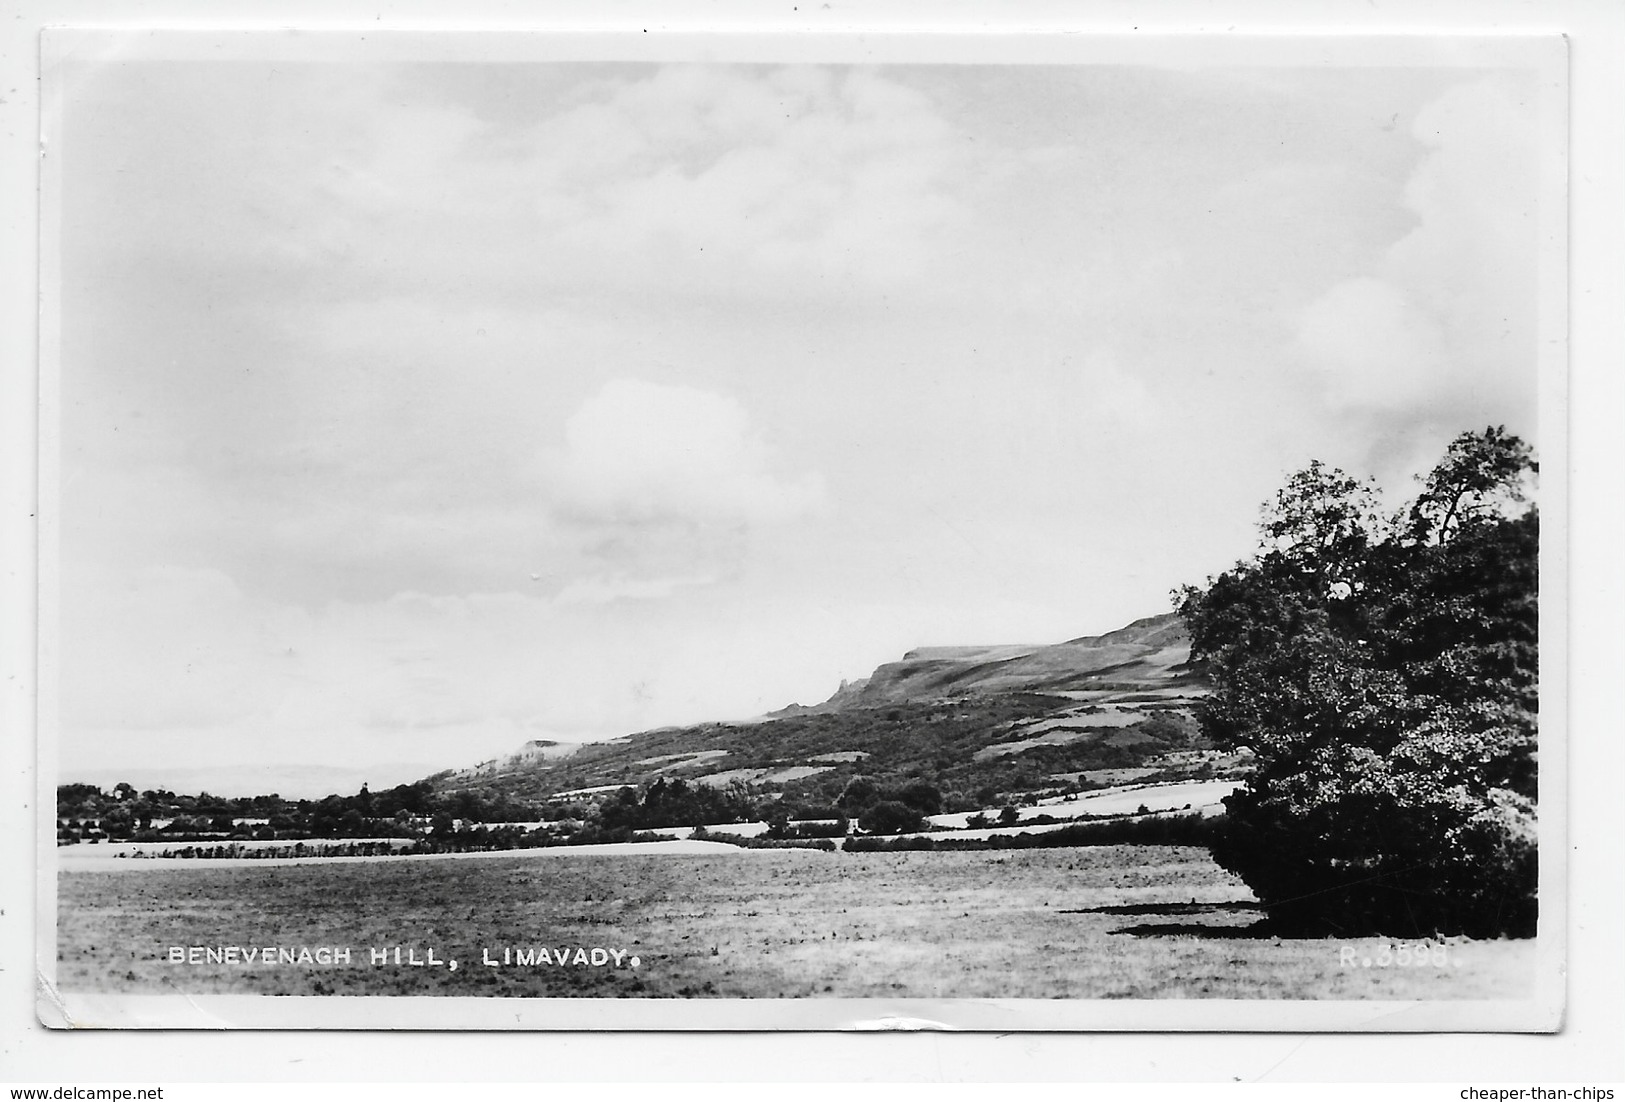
left=36, top=29, right=1566, bottom=1032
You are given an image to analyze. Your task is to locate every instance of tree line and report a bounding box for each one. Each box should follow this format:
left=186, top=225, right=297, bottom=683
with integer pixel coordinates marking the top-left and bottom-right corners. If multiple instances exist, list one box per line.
left=56, top=780, right=546, bottom=844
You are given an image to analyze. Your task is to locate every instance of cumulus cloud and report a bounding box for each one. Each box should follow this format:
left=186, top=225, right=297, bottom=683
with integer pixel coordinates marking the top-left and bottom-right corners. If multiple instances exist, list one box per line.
left=525, top=66, right=970, bottom=292
left=206, top=63, right=972, bottom=299
left=1295, top=80, right=1539, bottom=429
left=552, top=378, right=827, bottom=527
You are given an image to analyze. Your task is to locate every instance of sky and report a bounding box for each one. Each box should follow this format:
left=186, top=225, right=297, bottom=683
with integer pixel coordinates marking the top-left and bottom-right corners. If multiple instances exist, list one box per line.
left=45, top=38, right=1557, bottom=796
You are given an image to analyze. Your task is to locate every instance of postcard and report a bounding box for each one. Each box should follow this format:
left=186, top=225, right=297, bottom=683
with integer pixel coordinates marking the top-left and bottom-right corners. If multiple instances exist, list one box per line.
left=37, top=28, right=1567, bottom=1031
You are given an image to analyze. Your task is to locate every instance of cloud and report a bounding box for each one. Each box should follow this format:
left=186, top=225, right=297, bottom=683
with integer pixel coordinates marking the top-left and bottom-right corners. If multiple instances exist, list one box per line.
left=1294, top=80, right=1539, bottom=431
left=1298, top=276, right=1447, bottom=406
left=535, top=68, right=966, bottom=287
left=553, top=378, right=827, bottom=527
left=69, top=61, right=978, bottom=315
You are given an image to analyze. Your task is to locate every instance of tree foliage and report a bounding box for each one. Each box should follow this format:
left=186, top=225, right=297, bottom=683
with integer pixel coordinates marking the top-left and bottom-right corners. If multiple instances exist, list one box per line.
left=857, top=800, right=926, bottom=835
left=1176, top=427, right=1539, bottom=938
left=595, top=777, right=756, bottom=835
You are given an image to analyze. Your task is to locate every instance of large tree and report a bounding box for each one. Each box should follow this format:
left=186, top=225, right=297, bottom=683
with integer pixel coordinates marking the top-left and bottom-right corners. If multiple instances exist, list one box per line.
left=1176, top=428, right=1539, bottom=938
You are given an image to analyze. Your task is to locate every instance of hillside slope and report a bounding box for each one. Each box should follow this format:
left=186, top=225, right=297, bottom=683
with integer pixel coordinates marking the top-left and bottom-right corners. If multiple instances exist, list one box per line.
left=432, top=612, right=1225, bottom=811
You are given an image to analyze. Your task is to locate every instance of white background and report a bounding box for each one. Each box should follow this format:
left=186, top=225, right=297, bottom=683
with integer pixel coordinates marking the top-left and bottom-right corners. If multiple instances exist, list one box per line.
left=3, top=0, right=1622, bottom=1085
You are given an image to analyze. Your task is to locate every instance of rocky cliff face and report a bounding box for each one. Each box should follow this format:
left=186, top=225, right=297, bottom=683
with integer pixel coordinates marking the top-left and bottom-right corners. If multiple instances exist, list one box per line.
left=812, top=613, right=1193, bottom=710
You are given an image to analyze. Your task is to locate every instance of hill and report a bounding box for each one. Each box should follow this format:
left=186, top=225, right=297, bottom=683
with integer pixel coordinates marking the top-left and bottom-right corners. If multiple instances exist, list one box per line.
left=432, top=607, right=1228, bottom=815
left=429, top=612, right=1236, bottom=814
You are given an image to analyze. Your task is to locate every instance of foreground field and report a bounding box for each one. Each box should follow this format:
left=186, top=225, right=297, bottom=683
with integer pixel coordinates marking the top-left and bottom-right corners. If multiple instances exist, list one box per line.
left=56, top=846, right=1533, bottom=999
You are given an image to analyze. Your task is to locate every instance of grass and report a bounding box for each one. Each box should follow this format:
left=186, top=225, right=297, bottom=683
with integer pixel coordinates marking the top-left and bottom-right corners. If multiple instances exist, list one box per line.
left=56, top=846, right=1534, bottom=999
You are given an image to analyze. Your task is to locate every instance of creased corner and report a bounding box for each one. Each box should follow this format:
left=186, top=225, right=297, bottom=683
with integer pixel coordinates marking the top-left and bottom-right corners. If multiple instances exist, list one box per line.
left=36, top=968, right=75, bottom=1029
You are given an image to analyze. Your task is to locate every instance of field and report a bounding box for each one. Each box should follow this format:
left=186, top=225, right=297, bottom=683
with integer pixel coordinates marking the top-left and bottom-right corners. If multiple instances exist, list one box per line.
left=56, top=845, right=1534, bottom=1000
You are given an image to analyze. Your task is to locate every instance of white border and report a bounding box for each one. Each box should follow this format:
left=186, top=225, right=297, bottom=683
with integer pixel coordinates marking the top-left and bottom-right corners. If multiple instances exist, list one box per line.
left=6, top=0, right=1622, bottom=1084
left=37, top=993, right=1564, bottom=1033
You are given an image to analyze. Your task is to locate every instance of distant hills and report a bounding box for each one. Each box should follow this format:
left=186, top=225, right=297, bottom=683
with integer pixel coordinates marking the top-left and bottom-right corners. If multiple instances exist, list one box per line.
left=431, top=612, right=1240, bottom=812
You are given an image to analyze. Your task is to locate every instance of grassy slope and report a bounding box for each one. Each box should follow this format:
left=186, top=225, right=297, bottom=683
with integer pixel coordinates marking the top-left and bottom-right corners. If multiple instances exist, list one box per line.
left=57, top=847, right=1531, bottom=1000
left=437, top=614, right=1218, bottom=809
left=443, top=694, right=1210, bottom=810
